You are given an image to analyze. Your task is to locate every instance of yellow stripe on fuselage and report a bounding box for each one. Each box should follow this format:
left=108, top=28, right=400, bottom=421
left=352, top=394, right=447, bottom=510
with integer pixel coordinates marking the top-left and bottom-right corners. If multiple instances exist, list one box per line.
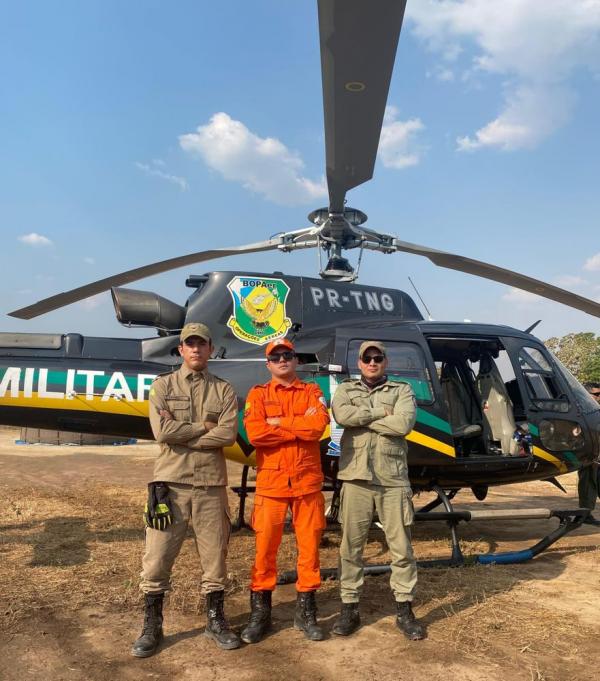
left=406, top=430, right=456, bottom=458
left=3, top=394, right=454, bottom=463
left=4, top=391, right=259, bottom=466
left=0, top=391, right=149, bottom=417
left=532, top=445, right=568, bottom=473
left=225, top=442, right=256, bottom=466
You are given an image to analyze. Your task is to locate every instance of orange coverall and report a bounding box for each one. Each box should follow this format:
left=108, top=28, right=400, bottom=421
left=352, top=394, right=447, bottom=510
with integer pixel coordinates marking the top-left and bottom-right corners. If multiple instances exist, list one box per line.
left=244, top=379, right=329, bottom=592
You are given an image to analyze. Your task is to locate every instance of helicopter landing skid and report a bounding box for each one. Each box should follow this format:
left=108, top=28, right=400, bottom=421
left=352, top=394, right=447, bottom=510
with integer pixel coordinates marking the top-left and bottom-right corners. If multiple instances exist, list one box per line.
left=276, top=499, right=590, bottom=583
left=231, top=465, right=252, bottom=531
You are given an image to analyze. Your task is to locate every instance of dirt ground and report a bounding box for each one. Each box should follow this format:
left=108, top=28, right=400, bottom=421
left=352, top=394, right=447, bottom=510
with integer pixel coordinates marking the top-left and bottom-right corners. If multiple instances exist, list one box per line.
left=1, top=427, right=599, bottom=681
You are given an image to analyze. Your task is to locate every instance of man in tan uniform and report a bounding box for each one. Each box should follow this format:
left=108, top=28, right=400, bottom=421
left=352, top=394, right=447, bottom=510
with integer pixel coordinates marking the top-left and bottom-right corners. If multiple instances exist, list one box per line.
left=331, top=341, right=425, bottom=640
left=578, top=382, right=600, bottom=526
left=132, top=323, right=240, bottom=657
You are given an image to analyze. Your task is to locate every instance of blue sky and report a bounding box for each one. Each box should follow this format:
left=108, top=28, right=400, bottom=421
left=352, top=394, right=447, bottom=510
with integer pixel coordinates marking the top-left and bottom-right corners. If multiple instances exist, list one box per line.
left=2, top=0, right=600, bottom=342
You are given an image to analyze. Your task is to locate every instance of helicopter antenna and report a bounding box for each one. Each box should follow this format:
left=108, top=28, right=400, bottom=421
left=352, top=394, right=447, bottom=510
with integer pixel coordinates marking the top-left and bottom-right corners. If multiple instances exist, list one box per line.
left=408, top=276, right=433, bottom=320
left=524, top=320, right=542, bottom=334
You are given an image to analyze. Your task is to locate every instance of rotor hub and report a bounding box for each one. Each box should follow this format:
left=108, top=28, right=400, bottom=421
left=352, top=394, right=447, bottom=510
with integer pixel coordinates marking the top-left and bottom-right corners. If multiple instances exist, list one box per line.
left=308, top=207, right=368, bottom=227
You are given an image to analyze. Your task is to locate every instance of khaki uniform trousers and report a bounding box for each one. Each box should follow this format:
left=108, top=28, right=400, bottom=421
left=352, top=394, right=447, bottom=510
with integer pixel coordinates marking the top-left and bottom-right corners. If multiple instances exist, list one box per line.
left=140, top=483, right=231, bottom=595
left=339, top=480, right=417, bottom=603
left=578, top=463, right=599, bottom=510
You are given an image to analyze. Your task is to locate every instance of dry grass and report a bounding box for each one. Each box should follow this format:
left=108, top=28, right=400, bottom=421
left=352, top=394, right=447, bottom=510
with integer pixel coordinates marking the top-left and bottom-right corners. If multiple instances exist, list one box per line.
left=2, top=480, right=598, bottom=680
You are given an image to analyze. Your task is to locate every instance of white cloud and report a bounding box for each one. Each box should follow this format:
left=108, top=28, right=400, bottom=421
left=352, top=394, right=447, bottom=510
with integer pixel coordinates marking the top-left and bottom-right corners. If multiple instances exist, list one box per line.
left=378, top=106, right=426, bottom=169
left=78, top=294, right=107, bottom=311
left=18, top=232, right=52, bottom=247
left=501, top=288, right=543, bottom=306
left=554, top=274, right=587, bottom=288
left=408, top=0, right=600, bottom=151
left=584, top=252, right=600, bottom=271
left=179, top=112, right=326, bottom=205
left=135, top=160, right=188, bottom=191
left=457, top=84, right=574, bottom=151
left=83, top=256, right=95, bottom=265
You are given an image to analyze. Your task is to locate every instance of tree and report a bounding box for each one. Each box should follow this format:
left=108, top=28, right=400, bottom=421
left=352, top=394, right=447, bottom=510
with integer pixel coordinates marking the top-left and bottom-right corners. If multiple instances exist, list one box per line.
left=544, top=332, right=600, bottom=383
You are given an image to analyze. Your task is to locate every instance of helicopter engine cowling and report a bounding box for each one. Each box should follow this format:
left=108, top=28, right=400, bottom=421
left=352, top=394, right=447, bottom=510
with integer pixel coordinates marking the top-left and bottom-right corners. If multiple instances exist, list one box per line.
left=111, top=287, right=186, bottom=333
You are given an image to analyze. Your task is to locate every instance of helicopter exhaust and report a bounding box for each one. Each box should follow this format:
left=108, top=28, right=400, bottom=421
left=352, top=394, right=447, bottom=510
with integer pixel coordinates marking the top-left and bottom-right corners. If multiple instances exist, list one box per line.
left=111, top=287, right=186, bottom=333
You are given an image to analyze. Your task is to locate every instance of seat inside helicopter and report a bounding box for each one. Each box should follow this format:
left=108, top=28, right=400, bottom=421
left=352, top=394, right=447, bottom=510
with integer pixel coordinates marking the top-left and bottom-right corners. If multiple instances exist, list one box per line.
left=428, top=338, right=528, bottom=458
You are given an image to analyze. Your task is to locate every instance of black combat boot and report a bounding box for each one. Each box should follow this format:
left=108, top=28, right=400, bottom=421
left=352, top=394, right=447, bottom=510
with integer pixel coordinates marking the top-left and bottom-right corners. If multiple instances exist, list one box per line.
left=241, top=590, right=272, bottom=644
left=204, top=590, right=241, bottom=650
left=332, top=602, right=361, bottom=636
left=294, top=591, right=325, bottom=641
left=131, top=593, right=164, bottom=658
left=396, top=601, right=426, bottom=640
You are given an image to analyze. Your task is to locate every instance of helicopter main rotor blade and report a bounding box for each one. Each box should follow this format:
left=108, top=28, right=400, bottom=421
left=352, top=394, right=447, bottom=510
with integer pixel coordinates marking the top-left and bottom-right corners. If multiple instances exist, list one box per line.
left=318, top=0, right=407, bottom=214
left=8, top=239, right=281, bottom=320
left=392, top=238, right=600, bottom=318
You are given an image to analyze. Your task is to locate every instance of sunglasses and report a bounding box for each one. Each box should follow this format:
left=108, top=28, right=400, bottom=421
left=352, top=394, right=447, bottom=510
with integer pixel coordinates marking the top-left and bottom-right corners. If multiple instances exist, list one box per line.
left=361, top=354, right=385, bottom=364
left=267, top=351, right=296, bottom=363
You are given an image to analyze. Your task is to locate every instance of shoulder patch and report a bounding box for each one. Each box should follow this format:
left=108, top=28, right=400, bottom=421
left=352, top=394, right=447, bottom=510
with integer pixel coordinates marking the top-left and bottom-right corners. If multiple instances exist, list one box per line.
left=152, top=370, right=175, bottom=387
left=249, top=382, right=269, bottom=392
left=207, top=372, right=229, bottom=385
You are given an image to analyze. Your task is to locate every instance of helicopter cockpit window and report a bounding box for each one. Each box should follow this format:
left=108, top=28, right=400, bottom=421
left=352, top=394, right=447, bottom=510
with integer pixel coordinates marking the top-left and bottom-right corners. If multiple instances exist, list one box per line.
left=518, top=346, right=569, bottom=412
left=347, top=340, right=433, bottom=403
left=549, top=352, right=600, bottom=414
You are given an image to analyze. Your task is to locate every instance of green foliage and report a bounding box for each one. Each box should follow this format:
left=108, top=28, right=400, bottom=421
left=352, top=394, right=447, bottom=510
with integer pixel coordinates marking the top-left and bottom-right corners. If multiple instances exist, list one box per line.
left=544, top=332, right=600, bottom=383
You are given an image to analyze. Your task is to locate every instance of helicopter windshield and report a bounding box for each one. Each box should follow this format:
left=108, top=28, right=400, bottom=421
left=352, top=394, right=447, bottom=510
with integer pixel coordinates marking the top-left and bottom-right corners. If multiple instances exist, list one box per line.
left=547, top=351, right=600, bottom=414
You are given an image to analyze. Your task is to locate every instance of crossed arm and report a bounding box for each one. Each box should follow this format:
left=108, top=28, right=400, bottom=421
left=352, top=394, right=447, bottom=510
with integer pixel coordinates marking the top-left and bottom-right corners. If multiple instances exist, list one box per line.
left=244, top=385, right=329, bottom=447
left=332, top=383, right=416, bottom=436
left=149, top=382, right=238, bottom=449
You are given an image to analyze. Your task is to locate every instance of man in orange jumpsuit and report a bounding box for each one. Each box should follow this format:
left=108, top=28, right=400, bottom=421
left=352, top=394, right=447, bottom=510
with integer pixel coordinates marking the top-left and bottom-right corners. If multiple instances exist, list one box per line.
left=241, top=338, right=329, bottom=644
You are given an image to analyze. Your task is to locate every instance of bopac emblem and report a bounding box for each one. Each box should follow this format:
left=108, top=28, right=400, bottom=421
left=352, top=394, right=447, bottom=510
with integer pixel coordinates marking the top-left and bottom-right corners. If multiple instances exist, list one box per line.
left=226, top=276, right=292, bottom=346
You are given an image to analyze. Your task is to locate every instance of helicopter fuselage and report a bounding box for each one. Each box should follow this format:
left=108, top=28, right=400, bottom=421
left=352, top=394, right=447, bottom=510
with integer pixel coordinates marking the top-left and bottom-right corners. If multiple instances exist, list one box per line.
left=1, top=271, right=598, bottom=492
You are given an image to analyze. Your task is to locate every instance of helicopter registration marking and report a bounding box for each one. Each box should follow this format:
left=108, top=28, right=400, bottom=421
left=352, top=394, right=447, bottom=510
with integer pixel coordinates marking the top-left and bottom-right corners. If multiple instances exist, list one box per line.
left=310, top=286, right=395, bottom=312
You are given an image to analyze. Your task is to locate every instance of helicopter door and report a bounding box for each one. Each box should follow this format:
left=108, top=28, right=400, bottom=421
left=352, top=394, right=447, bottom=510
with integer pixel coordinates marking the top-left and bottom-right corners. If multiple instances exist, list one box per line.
left=501, top=339, right=586, bottom=456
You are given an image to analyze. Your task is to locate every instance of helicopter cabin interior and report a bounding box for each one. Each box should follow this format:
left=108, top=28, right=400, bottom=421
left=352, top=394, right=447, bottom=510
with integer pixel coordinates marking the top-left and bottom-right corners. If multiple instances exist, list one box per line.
left=341, top=332, right=570, bottom=459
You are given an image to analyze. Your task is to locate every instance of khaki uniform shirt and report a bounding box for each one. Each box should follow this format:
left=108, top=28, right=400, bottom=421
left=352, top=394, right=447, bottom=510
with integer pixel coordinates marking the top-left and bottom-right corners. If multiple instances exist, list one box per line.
left=148, top=364, right=238, bottom=486
left=332, top=378, right=416, bottom=488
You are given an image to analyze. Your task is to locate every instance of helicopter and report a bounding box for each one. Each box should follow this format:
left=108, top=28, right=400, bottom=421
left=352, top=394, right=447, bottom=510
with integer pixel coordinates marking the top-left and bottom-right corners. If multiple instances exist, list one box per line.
left=2, top=1, right=600, bottom=566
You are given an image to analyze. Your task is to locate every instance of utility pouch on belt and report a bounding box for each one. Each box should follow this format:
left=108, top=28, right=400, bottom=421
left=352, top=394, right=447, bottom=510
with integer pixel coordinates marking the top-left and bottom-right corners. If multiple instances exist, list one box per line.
left=143, top=481, right=173, bottom=531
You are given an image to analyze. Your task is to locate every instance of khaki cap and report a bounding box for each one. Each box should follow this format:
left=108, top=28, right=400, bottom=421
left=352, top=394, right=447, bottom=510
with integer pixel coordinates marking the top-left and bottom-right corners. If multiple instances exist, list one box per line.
left=180, top=322, right=211, bottom=343
left=358, top=340, right=386, bottom=358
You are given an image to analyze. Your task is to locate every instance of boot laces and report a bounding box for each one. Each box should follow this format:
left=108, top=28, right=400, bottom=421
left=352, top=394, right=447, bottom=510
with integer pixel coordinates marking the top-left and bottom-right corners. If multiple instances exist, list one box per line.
left=248, top=608, right=266, bottom=626
left=301, top=594, right=318, bottom=625
left=209, top=606, right=229, bottom=632
left=142, top=604, right=162, bottom=635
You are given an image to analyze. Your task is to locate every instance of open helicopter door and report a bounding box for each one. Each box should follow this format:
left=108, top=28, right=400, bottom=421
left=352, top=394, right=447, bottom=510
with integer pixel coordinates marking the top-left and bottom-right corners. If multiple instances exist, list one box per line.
left=500, top=337, right=588, bottom=471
